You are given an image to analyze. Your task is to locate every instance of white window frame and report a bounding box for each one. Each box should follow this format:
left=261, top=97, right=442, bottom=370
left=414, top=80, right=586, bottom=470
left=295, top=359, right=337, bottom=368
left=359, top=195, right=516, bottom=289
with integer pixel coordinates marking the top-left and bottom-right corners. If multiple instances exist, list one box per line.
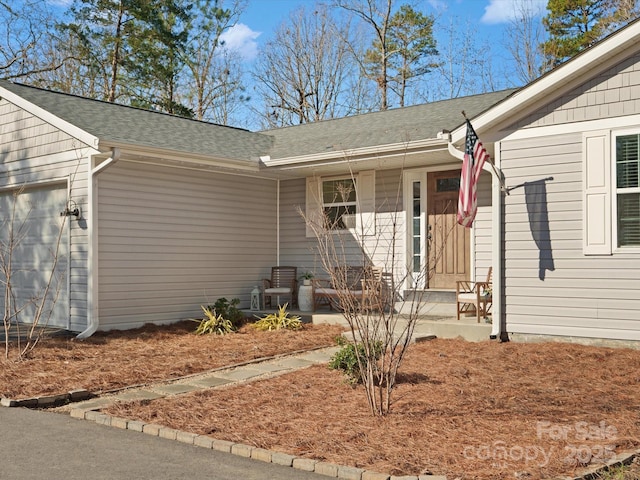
left=305, top=170, right=375, bottom=238
left=321, top=175, right=357, bottom=230
left=612, top=128, right=640, bottom=253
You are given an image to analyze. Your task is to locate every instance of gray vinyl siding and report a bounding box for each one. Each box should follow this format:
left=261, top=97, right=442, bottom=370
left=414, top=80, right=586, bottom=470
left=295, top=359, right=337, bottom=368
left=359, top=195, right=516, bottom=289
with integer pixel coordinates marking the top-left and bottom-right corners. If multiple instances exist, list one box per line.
left=360, top=168, right=406, bottom=281
left=279, top=169, right=405, bottom=281
left=279, top=177, right=320, bottom=272
left=0, top=101, right=83, bottom=163
left=501, top=131, right=640, bottom=340
left=513, top=53, right=640, bottom=129
left=0, top=98, right=91, bottom=332
left=474, top=173, right=492, bottom=280
left=499, top=53, right=640, bottom=341
left=96, top=161, right=277, bottom=330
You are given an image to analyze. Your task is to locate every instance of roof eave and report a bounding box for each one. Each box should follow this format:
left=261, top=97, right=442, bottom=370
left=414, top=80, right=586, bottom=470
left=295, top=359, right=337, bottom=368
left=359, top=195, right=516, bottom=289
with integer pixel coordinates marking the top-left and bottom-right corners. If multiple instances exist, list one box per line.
left=98, top=141, right=261, bottom=172
left=263, top=137, right=448, bottom=168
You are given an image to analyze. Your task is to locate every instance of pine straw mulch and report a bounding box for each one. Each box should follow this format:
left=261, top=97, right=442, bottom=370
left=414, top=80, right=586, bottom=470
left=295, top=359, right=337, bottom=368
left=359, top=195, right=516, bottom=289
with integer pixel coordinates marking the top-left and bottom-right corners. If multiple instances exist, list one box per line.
left=0, top=321, right=345, bottom=399
left=105, top=338, right=640, bottom=480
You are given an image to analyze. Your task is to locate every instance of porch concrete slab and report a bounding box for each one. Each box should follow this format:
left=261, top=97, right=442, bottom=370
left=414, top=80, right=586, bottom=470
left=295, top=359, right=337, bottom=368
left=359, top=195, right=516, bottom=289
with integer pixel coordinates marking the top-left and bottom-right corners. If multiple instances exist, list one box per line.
left=215, top=368, right=264, bottom=381
left=414, top=320, right=492, bottom=342
left=395, top=301, right=457, bottom=318
left=311, top=312, right=349, bottom=327
left=151, top=383, right=199, bottom=396
left=188, top=376, right=234, bottom=388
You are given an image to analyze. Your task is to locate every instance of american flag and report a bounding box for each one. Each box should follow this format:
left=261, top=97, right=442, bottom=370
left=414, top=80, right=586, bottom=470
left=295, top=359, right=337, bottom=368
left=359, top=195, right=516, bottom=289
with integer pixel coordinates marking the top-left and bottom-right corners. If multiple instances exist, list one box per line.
left=457, top=119, right=489, bottom=228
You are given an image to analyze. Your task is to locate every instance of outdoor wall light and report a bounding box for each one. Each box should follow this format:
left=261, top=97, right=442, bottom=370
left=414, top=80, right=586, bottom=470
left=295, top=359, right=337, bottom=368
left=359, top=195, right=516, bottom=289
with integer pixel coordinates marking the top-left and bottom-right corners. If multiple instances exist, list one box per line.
left=60, top=200, right=80, bottom=218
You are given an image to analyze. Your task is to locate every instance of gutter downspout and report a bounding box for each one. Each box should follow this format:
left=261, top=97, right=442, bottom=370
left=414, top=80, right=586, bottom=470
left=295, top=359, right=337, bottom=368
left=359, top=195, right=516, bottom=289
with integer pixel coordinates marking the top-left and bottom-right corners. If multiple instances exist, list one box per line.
left=277, top=179, right=280, bottom=265
left=76, top=148, right=121, bottom=339
left=447, top=141, right=503, bottom=341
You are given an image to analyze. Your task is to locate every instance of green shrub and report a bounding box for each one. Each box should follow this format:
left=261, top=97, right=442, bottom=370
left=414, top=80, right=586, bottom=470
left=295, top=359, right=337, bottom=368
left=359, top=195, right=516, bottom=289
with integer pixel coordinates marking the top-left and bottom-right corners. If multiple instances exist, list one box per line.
left=253, top=303, right=302, bottom=331
left=193, top=306, right=235, bottom=335
left=329, top=336, right=383, bottom=384
left=206, top=297, right=244, bottom=329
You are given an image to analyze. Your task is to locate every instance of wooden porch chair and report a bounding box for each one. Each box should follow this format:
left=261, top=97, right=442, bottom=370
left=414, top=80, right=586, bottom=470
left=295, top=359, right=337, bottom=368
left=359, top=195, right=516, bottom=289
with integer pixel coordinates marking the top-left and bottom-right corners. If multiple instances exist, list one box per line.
left=262, top=266, right=297, bottom=309
left=456, top=267, right=492, bottom=323
left=313, top=265, right=385, bottom=312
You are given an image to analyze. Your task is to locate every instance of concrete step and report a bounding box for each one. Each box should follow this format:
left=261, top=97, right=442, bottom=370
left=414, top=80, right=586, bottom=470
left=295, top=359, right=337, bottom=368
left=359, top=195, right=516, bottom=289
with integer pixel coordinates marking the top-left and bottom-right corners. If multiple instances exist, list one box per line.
left=403, top=289, right=456, bottom=303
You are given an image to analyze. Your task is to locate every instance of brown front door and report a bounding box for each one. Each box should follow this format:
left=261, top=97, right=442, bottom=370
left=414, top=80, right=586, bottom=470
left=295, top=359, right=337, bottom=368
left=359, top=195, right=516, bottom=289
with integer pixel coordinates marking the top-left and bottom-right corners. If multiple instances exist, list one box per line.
left=427, top=170, right=470, bottom=289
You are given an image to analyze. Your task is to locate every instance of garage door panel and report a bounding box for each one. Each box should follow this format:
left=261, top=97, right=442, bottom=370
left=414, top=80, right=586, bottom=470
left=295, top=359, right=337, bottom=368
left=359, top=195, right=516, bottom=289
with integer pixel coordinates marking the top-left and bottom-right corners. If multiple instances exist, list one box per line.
left=0, top=184, right=69, bottom=329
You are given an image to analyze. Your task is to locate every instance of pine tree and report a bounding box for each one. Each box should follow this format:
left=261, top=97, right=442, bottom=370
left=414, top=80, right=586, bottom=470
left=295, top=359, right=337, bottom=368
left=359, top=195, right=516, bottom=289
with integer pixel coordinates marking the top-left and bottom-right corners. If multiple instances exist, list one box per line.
left=542, top=0, right=639, bottom=68
left=61, top=0, right=191, bottom=115
left=364, top=4, right=438, bottom=107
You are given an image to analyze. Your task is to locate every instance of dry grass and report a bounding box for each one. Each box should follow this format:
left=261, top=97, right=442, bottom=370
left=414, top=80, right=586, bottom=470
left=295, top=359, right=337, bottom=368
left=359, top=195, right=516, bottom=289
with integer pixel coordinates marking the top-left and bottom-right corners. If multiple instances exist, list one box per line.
left=105, top=337, right=640, bottom=480
left=3, top=321, right=640, bottom=479
left=0, top=321, right=345, bottom=398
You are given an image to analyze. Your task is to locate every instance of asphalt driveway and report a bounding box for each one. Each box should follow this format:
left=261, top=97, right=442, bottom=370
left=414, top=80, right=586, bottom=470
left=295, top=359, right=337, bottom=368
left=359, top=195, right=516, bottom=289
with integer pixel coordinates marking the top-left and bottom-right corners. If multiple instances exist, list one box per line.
left=0, top=407, right=323, bottom=480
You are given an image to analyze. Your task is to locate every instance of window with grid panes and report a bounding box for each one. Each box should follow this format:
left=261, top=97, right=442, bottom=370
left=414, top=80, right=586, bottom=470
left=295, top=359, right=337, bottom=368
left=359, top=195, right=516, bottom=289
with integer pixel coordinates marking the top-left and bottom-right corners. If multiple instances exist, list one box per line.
left=322, top=178, right=356, bottom=229
left=616, top=134, right=640, bottom=246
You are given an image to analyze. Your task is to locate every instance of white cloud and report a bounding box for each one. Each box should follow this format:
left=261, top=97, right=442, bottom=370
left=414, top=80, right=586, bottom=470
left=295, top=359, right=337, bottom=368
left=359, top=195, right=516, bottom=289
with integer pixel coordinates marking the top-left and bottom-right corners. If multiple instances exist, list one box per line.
left=426, top=0, right=450, bottom=13
left=480, top=0, right=547, bottom=24
left=219, top=23, right=261, bottom=62
left=46, top=0, right=72, bottom=6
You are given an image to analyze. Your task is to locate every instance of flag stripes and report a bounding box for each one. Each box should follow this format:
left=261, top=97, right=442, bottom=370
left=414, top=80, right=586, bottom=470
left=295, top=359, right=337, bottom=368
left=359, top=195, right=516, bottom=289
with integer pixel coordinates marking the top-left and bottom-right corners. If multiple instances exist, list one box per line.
left=457, top=119, right=489, bottom=228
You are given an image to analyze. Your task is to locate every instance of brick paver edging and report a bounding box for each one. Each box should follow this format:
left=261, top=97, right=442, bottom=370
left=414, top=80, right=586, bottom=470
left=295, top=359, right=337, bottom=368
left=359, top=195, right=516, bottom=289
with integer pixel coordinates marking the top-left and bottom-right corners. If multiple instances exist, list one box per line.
left=70, top=407, right=446, bottom=480
left=1, top=389, right=93, bottom=408
left=68, top=406, right=640, bottom=480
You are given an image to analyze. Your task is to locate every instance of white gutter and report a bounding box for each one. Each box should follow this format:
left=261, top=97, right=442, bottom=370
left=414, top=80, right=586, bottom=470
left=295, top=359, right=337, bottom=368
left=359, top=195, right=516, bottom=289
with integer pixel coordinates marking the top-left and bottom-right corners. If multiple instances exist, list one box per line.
left=276, top=179, right=280, bottom=265
left=448, top=140, right=503, bottom=340
left=104, top=141, right=260, bottom=172
left=76, top=147, right=121, bottom=339
left=265, top=137, right=448, bottom=167
left=490, top=146, right=503, bottom=340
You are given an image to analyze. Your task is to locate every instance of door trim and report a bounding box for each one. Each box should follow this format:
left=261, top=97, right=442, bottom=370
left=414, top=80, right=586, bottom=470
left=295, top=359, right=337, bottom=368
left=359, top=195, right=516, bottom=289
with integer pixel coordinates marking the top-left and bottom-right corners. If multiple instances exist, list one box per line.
left=404, top=166, right=475, bottom=291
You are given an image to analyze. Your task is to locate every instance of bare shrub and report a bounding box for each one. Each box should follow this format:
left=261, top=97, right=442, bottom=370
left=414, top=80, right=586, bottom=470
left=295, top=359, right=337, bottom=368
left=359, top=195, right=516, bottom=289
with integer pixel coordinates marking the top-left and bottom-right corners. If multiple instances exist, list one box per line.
left=301, top=165, right=452, bottom=415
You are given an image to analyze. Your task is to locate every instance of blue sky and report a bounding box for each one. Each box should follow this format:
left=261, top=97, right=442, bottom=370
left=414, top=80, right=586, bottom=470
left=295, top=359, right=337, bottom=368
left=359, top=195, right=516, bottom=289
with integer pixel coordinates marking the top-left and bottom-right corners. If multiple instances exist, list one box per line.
left=222, top=0, right=549, bottom=62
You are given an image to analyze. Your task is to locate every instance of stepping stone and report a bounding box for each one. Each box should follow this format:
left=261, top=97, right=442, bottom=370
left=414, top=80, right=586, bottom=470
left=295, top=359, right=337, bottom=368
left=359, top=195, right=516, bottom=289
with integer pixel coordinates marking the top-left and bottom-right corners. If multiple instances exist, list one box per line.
left=73, top=397, right=118, bottom=410
left=188, top=376, right=233, bottom=388
left=216, top=368, right=264, bottom=381
left=115, top=389, right=165, bottom=402
left=250, top=363, right=292, bottom=373
left=297, top=349, right=337, bottom=363
left=276, top=358, right=315, bottom=369
left=151, top=384, right=199, bottom=396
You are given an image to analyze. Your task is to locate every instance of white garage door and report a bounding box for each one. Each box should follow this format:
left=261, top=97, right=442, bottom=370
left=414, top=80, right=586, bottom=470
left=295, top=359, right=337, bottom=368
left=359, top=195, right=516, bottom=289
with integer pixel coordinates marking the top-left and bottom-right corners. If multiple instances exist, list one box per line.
left=0, top=184, right=69, bottom=329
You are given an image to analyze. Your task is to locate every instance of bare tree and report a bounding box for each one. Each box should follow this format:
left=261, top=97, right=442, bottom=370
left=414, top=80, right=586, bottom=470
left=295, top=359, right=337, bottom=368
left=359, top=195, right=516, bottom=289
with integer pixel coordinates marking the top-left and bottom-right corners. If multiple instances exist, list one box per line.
left=504, top=0, right=550, bottom=84
left=429, top=16, right=498, bottom=100
left=335, top=0, right=394, bottom=110
left=181, top=0, right=248, bottom=124
left=253, top=4, right=356, bottom=127
left=0, top=0, right=68, bottom=81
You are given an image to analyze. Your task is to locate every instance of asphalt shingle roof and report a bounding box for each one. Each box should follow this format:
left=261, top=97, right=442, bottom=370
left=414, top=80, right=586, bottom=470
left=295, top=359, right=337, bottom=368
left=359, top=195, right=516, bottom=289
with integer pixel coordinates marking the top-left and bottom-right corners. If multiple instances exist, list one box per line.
left=1, top=80, right=516, bottom=163
left=0, top=80, right=273, bottom=163
left=261, top=89, right=517, bottom=159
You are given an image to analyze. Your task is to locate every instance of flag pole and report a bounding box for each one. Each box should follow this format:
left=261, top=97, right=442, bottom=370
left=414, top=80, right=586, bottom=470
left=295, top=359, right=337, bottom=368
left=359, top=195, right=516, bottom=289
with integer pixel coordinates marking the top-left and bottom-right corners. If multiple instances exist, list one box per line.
left=461, top=111, right=508, bottom=194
